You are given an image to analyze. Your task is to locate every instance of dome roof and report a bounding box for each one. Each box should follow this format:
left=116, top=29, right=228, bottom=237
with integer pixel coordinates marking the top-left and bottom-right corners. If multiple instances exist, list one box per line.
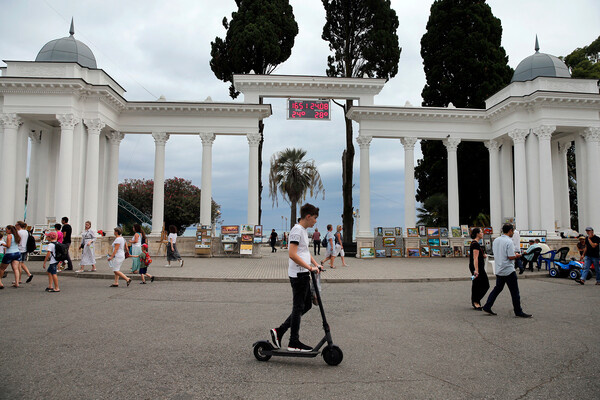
left=511, top=37, right=570, bottom=82
left=35, top=19, right=97, bottom=69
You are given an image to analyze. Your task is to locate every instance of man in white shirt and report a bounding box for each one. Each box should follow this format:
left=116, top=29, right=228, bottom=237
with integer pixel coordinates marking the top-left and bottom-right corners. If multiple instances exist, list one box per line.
left=511, top=227, right=524, bottom=274
left=270, top=203, right=321, bottom=352
left=16, top=221, right=33, bottom=283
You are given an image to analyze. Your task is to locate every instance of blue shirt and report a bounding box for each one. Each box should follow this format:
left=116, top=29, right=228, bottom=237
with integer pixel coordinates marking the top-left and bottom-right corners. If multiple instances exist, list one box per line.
left=492, top=234, right=516, bottom=276
left=5, top=234, right=19, bottom=254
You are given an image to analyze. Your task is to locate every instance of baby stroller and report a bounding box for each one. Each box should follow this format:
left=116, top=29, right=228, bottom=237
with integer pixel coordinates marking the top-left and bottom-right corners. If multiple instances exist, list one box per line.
left=549, top=247, right=583, bottom=280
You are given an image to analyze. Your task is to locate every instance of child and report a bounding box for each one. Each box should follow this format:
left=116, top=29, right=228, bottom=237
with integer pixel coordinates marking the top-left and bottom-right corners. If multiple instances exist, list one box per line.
left=270, top=203, right=321, bottom=352
left=0, top=233, right=5, bottom=279
left=42, top=231, right=60, bottom=292
left=138, top=244, right=154, bottom=284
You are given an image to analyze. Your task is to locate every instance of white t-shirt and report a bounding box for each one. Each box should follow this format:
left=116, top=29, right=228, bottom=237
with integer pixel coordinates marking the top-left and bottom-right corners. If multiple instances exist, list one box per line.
left=17, top=229, right=29, bottom=253
left=0, top=240, right=5, bottom=254
left=325, top=231, right=335, bottom=249
left=47, top=242, right=57, bottom=264
left=288, top=224, right=311, bottom=278
left=112, top=236, right=126, bottom=259
left=168, top=233, right=177, bottom=244
left=512, top=230, right=521, bottom=253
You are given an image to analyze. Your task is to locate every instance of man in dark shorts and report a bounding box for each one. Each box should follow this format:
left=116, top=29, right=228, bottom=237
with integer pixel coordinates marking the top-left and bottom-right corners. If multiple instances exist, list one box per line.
left=61, top=217, right=73, bottom=270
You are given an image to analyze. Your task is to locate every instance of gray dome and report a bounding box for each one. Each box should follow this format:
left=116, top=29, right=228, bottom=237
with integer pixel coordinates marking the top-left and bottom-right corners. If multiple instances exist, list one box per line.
left=511, top=37, right=570, bottom=82
left=35, top=20, right=97, bottom=68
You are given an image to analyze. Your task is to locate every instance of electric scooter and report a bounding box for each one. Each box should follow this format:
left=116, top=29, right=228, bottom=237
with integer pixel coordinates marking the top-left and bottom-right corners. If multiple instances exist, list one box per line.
left=252, top=270, right=343, bottom=366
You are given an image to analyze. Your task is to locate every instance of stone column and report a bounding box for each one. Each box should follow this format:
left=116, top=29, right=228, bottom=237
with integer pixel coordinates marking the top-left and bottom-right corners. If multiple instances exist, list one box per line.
left=574, top=133, right=588, bottom=231
left=499, top=139, right=514, bottom=220
left=105, top=131, right=125, bottom=231
left=525, top=131, right=541, bottom=228
left=357, top=134, right=373, bottom=238
left=83, top=118, right=106, bottom=230
left=400, top=137, right=418, bottom=228
left=508, top=129, right=529, bottom=230
left=27, top=130, right=43, bottom=224
left=55, top=114, right=79, bottom=222
left=582, top=127, right=600, bottom=229
left=0, top=113, right=22, bottom=225
left=443, top=137, right=461, bottom=229
left=485, top=140, right=502, bottom=234
left=533, top=125, right=557, bottom=237
left=247, top=132, right=261, bottom=226
left=14, top=123, right=29, bottom=221
left=200, top=132, right=215, bottom=226
left=150, top=132, right=169, bottom=236
left=557, top=141, right=572, bottom=229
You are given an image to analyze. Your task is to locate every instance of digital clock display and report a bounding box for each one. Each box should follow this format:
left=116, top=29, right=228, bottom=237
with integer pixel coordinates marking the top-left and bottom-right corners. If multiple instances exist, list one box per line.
left=287, top=99, right=331, bottom=120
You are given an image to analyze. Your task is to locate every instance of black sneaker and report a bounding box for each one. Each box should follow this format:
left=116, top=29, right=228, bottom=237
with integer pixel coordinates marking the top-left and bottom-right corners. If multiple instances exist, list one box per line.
left=516, top=312, right=532, bottom=318
left=270, top=328, right=282, bottom=349
left=288, top=340, right=312, bottom=352
left=482, top=307, right=497, bottom=316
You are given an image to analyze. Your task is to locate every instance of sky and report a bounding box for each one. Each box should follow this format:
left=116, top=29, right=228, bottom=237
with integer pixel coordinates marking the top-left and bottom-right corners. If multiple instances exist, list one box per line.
left=1, top=0, right=598, bottom=235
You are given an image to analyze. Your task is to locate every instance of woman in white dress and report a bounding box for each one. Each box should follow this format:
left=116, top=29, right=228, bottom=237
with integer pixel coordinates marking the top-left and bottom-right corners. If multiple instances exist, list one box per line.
left=107, top=227, right=132, bottom=287
left=77, top=221, right=96, bottom=272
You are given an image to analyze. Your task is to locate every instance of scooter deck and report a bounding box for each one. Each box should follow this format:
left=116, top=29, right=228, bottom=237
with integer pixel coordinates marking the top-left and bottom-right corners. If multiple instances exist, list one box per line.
left=268, top=349, right=320, bottom=358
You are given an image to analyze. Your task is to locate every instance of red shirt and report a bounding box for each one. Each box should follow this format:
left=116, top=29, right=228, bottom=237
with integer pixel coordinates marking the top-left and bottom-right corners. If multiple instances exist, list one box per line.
left=312, top=231, right=321, bottom=241
left=56, top=231, right=64, bottom=243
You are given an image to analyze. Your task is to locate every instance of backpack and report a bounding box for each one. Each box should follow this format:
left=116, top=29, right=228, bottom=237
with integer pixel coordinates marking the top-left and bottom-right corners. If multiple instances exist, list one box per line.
left=26, top=232, right=37, bottom=253
left=143, top=252, right=152, bottom=266
left=53, top=242, right=69, bottom=262
left=321, top=237, right=328, bottom=248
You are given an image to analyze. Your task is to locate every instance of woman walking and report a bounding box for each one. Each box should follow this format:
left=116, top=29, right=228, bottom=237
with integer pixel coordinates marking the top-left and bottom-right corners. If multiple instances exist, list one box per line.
left=129, top=224, right=143, bottom=273
left=334, top=225, right=349, bottom=267
left=77, top=221, right=96, bottom=272
left=107, top=227, right=132, bottom=287
left=0, top=225, right=22, bottom=288
left=166, top=225, right=183, bottom=267
left=469, top=228, right=489, bottom=310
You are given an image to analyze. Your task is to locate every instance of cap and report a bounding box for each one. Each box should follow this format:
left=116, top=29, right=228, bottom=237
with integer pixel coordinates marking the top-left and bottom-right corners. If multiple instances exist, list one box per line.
left=142, top=243, right=149, bottom=249
left=585, top=227, right=594, bottom=231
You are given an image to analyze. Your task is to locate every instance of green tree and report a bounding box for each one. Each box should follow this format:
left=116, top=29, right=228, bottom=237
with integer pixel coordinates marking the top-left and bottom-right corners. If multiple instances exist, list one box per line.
left=417, top=193, right=448, bottom=226
left=563, top=36, right=600, bottom=79
left=268, top=148, right=324, bottom=229
left=322, top=0, right=401, bottom=242
left=118, top=178, right=221, bottom=235
left=210, top=0, right=298, bottom=224
left=416, top=0, right=513, bottom=225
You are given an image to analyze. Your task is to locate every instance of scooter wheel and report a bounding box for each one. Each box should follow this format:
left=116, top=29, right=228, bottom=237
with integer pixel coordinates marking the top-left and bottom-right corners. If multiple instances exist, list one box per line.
left=253, top=341, right=273, bottom=362
left=322, top=345, right=343, bottom=366
left=549, top=267, right=559, bottom=278
left=569, top=269, right=581, bottom=280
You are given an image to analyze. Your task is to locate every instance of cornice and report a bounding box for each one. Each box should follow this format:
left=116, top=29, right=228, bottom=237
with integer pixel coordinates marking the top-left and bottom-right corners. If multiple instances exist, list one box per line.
left=123, top=102, right=272, bottom=119
left=233, top=74, right=386, bottom=95
left=347, top=106, right=487, bottom=122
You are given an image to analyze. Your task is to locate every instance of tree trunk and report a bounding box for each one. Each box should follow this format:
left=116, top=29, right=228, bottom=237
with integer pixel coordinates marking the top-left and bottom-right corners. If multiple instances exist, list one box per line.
left=258, top=98, right=265, bottom=225
left=342, top=99, right=355, bottom=243
left=290, top=202, right=297, bottom=230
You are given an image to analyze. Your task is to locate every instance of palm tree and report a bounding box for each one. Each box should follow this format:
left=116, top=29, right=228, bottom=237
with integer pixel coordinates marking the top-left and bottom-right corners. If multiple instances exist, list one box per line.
left=269, top=148, right=324, bottom=229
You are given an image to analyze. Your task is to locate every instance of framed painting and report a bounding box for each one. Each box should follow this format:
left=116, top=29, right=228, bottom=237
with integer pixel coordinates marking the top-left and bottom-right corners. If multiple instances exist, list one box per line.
left=240, top=243, right=253, bottom=255
left=221, top=225, right=239, bottom=235
left=241, top=234, right=253, bottom=242
left=428, top=238, right=440, bottom=247
left=254, top=225, right=263, bottom=237
left=418, top=225, right=426, bottom=237
left=383, top=237, right=396, bottom=247
left=453, top=246, right=462, bottom=257
left=439, top=227, right=448, bottom=238
left=241, top=225, right=254, bottom=234
left=420, top=246, right=430, bottom=257
left=431, top=247, right=442, bottom=257
left=451, top=226, right=461, bottom=238
left=464, top=239, right=472, bottom=247
left=395, top=227, right=402, bottom=237
left=222, top=234, right=238, bottom=243
left=440, top=238, right=449, bottom=247
left=419, top=238, right=428, bottom=247
left=407, top=248, right=420, bottom=257
left=427, top=227, right=439, bottom=237
left=383, top=228, right=395, bottom=237
left=376, top=227, right=383, bottom=236
left=407, top=228, right=419, bottom=237
left=464, top=246, right=471, bottom=257
left=375, top=249, right=386, bottom=258
left=360, top=247, right=375, bottom=259
left=391, top=248, right=403, bottom=258
left=483, top=227, right=493, bottom=235
left=460, top=225, right=469, bottom=237
left=223, top=243, right=234, bottom=251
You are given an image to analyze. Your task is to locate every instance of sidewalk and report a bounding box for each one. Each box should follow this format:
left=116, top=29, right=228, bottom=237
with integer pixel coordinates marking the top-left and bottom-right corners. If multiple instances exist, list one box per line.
left=22, top=246, right=549, bottom=283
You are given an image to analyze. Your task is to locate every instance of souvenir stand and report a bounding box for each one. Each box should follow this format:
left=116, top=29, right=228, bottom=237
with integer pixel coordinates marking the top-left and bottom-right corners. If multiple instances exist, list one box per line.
left=220, top=225, right=240, bottom=257
left=373, top=227, right=404, bottom=257
left=195, top=225, right=212, bottom=257
left=518, top=230, right=547, bottom=251
left=240, top=225, right=254, bottom=256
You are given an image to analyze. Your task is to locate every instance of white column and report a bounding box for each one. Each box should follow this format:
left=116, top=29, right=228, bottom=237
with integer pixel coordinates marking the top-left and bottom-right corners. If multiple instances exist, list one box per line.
left=55, top=114, right=79, bottom=222
left=83, top=118, right=105, bottom=230
left=200, top=132, right=215, bottom=226
left=38, top=129, right=54, bottom=221
left=508, top=129, right=529, bottom=230
left=247, top=132, right=260, bottom=226
left=575, top=133, right=588, bottom=231
left=485, top=140, right=502, bottom=234
left=105, top=131, right=124, bottom=231
left=0, top=113, right=22, bottom=225
left=71, top=122, right=86, bottom=234
left=499, top=139, right=514, bottom=220
left=533, top=125, right=557, bottom=237
left=14, top=123, right=29, bottom=221
left=558, top=141, right=572, bottom=229
left=357, top=135, right=373, bottom=238
left=400, top=137, right=418, bottom=228
left=582, top=127, right=600, bottom=230
left=551, top=141, right=562, bottom=227
left=27, top=130, right=43, bottom=224
left=443, top=137, right=461, bottom=229
left=150, top=132, right=169, bottom=236
left=525, top=131, right=541, bottom=228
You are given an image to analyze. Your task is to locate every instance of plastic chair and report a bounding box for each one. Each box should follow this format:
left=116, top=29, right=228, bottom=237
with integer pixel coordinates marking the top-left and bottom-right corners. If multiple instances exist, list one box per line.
left=538, top=250, right=556, bottom=271
left=523, top=247, right=542, bottom=271
left=555, top=247, right=570, bottom=263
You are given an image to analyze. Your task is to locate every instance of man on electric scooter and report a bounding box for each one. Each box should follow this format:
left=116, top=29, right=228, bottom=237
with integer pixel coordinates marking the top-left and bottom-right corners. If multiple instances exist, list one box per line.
left=270, top=203, right=321, bottom=352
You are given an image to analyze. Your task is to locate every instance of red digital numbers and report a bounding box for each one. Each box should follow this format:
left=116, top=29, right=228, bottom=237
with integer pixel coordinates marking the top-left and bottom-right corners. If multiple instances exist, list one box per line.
left=289, top=100, right=330, bottom=120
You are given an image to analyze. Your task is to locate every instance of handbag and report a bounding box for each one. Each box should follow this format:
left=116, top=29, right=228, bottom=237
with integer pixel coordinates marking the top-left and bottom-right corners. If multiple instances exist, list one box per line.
left=124, top=243, right=131, bottom=259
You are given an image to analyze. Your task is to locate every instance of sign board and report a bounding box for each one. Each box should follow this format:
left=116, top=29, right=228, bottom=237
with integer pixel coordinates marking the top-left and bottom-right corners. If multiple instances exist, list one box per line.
left=287, top=99, right=331, bottom=120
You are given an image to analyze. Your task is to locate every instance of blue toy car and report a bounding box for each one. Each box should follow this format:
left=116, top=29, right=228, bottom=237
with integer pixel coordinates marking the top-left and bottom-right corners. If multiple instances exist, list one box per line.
left=548, top=247, right=583, bottom=280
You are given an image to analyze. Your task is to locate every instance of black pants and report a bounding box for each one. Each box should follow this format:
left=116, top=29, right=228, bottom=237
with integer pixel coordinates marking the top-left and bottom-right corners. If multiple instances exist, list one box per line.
left=514, top=257, right=524, bottom=272
left=471, top=271, right=490, bottom=305
left=314, top=240, right=320, bottom=255
left=483, top=272, right=523, bottom=315
left=278, top=273, right=312, bottom=343
left=270, top=241, right=276, bottom=252
left=63, top=242, right=73, bottom=269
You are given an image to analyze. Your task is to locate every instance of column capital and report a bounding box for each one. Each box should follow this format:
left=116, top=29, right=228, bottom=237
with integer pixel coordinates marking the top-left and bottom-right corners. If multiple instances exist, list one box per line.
left=508, top=129, right=529, bottom=144
left=199, top=132, right=216, bottom=145
left=83, top=118, right=106, bottom=133
left=443, top=137, right=461, bottom=151
left=356, top=134, right=372, bottom=148
left=56, top=113, right=80, bottom=129
left=532, top=125, right=556, bottom=141
left=106, top=131, right=125, bottom=145
left=400, top=137, right=418, bottom=150
left=152, top=131, right=169, bottom=145
left=484, top=139, right=501, bottom=151
left=0, top=113, right=23, bottom=129
left=581, top=127, right=600, bottom=143
left=559, top=141, right=572, bottom=156
left=28, top=130, right=42, bottom=144
left=247, top=132, right=261, bottom=146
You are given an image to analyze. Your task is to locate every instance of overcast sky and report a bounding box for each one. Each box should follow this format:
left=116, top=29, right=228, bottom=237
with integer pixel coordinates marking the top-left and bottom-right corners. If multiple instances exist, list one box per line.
left=1, top=0, right=598, bottom=234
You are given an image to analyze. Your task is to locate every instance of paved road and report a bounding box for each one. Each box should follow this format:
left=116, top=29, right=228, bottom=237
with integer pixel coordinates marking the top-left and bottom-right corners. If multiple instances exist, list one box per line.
left=1, top=275, right=599, bottom=399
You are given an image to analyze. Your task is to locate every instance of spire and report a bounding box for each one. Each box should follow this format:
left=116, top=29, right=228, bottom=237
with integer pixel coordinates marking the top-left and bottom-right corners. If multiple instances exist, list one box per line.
left=534, top=35, right=539, bottom=53
left=69, top=17, right=75, bottom=36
